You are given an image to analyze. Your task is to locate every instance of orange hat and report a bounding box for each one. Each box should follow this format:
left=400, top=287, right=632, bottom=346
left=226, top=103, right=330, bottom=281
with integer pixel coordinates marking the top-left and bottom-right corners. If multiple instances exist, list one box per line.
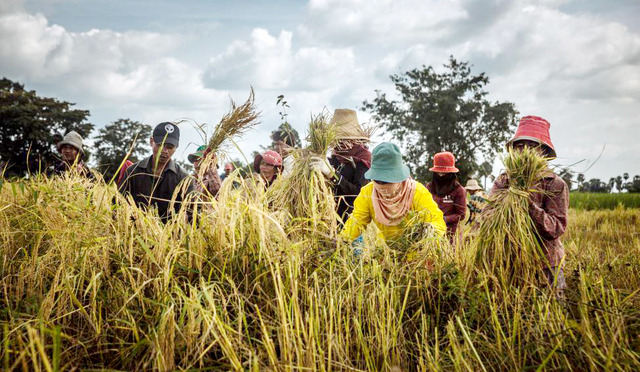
left=429, top=152, right=459, bottom=173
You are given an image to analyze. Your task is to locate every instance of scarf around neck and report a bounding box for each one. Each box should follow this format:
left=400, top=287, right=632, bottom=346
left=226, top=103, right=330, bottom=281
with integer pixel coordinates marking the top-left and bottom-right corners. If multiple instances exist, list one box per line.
left=372, top=179, right=417, bottom=226
left=333, top=143, right=372, bottom=168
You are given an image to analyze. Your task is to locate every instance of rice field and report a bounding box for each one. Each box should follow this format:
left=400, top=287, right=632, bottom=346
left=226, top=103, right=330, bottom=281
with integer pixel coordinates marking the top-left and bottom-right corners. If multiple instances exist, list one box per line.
left=1, top=172, right=639, bottom=371
left=570, top=191, right=640, bottom=210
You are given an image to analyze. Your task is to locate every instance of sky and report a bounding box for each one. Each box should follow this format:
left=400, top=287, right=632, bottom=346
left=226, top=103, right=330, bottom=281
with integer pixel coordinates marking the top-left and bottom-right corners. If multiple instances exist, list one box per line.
left=1, top=0, right=639, bottom=183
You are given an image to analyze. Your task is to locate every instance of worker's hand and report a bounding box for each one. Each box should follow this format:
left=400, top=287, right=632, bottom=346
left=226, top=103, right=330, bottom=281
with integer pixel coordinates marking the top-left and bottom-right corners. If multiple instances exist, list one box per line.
left=351, top=235, right=364, bottom=258
left=310, top=157, right=333, bottom=178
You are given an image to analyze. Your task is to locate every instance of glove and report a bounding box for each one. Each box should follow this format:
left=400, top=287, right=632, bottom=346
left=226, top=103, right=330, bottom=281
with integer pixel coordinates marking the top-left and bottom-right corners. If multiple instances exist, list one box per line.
left=310, top=157, right=333, bottom=178
left=352, top=235, right=364, bottom=258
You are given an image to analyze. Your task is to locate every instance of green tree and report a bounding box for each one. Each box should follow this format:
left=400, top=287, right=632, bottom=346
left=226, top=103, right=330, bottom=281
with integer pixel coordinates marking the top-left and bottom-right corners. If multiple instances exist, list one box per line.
left=93, top=118, right=151, bottom=181
left=476, top=160, right=493, bottom=189
left=558, top=167, right=575, bottom=190
left=269, top=95, right=301, bottom=149
left=577, top=173, right=585, bottom=189
left=615, top=175, right=623, bottom=192
left=362, top=57, right=518, bottom=182
left=0, top=78, right=93, bottom=177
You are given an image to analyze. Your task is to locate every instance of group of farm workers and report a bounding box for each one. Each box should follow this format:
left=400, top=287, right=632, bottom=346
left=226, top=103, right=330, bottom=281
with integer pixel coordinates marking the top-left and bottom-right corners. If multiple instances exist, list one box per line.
left=51, top=110, right=567, bottom=292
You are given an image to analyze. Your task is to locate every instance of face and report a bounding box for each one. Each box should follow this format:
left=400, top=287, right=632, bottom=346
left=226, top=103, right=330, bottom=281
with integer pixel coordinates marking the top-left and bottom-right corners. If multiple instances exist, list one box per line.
left=259, top=160, right=277, bottom=181
left=512, top=139, right=544, bottom=155
left=373, top=180, right=403, bottom=197
left=60, top=145, right=80, bottom=163
left=224, top=164, right=233, bottom=175
left=193, top=158, right=201, bottom=173
left=150, top=138, right=177, bottom=166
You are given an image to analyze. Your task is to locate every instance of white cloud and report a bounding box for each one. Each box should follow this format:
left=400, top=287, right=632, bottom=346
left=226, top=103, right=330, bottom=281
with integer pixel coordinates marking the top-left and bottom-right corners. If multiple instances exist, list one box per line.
left=203, top=28, right=355, bottom=91
left=1, top=0, right=638, bottom=179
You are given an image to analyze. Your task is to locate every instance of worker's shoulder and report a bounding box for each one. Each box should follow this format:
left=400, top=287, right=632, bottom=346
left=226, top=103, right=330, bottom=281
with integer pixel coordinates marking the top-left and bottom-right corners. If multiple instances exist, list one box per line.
left=413, top=180, right=430, bottom=195
left=359, top=181, right=374, bottom=194
left=173, top=162, right=191, bottom=179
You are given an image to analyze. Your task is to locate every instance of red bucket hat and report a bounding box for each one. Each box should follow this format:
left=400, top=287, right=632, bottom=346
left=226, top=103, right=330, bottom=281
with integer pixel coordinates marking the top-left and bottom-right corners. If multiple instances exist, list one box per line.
left=507, top=116, right=556, bottom=158
left=253, top=150, right=283, bottom=173
left=429, top=151, right=459, bottom=173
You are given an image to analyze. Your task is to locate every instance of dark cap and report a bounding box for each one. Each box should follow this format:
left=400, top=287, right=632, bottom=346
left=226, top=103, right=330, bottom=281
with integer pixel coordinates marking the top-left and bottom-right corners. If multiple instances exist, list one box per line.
left=152, top=122, right=180, bottom=147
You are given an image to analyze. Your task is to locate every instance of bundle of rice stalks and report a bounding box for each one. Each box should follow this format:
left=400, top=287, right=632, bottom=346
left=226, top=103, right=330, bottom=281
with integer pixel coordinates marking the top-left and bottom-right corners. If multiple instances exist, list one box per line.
left=471, top=147, right=549, bottom=291
left=267, top=112, right=340, bottom=239
left=177, top=89, right=259, bottom=202
left=206, top=88, right=260, bottom=154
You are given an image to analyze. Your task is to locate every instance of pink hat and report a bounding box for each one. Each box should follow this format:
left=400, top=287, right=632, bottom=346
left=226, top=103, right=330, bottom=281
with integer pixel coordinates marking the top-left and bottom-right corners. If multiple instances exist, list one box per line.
left=508, top=116, right=556, bottom=158
left=429, top=151, right=459, bottom=173
left=253, top=150, right=283, bottom=173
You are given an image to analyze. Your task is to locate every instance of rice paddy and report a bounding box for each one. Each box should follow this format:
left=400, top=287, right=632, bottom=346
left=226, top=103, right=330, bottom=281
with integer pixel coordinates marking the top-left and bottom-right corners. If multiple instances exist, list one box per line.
left=2, top=123, right=640, bottom=371
left=1, top=164, right=639, bottom=371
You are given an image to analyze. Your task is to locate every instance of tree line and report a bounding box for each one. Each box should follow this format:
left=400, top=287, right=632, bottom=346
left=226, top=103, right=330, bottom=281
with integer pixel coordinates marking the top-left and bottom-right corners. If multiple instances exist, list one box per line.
left=2, top=56, right=635, bottom=191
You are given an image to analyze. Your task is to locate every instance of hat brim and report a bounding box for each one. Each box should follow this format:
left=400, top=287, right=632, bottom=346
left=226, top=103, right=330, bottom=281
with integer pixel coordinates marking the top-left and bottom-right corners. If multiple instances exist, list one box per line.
left=465, top=186, right=482, bottom=191
left=57, top=141, right=84, bottom=155
left=187, top=153, right=202, bottom=163
left=429, top=166, right=459, bottom=173
left=364, top=164, right=411, bottom=183
left=507, top=136, right=556, bottom=158
left=153, top=136, right=179, bottom=147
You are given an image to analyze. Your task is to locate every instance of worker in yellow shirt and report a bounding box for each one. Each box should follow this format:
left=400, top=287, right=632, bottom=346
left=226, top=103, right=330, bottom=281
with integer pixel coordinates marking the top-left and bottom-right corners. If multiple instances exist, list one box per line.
left=341, top=142, right=446, bottom=247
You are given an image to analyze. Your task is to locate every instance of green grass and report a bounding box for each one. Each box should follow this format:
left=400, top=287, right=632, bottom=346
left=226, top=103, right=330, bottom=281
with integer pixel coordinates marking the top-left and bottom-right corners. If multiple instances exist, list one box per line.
left=570, top=192, right=640, bottom=210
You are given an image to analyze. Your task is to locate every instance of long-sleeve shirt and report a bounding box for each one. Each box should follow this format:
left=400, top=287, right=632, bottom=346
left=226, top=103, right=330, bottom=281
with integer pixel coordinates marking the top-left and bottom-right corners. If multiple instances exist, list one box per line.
left=329, top=156, right=369, bottom=223
left=118, top=156, right=192, bottom=223
left=341, top=181, right=446, bottom=242
left=491, top=172, right=569, bottom=268
left=426, top=183, right=467, bottom=236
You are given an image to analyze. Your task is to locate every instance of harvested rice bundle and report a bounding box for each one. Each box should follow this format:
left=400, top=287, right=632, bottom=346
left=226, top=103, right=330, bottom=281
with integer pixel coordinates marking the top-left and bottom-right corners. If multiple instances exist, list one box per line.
left=177, top=89, right=260, bottom=204
left=472, top=147, right=549, bottom=289
left=267, top=112, right=340, bottom=238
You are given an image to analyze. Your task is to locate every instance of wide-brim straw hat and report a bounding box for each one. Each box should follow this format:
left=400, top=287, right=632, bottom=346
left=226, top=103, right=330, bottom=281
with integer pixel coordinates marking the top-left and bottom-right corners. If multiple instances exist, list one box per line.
left=330, top=109, right=369, bottom=141
left=429, top=151, right=459, bottom=173
left=57, top=131, right=85, bottom=155
left=507, top=115, right=556, bottom=158
left=465, top=179, right=483, bottom=191
left=364, top=142, right=411, bottom=183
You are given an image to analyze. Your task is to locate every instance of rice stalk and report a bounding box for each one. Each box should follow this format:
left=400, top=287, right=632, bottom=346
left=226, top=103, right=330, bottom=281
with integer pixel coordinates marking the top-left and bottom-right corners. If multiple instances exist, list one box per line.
left=471, top=147, right=550, bottom=291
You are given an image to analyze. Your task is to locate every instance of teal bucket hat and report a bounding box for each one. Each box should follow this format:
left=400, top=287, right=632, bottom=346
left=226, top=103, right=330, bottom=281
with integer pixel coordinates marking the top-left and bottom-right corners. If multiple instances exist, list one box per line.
left=364, top=142, right=411, bottom=183
left=188, top=145, right=207, bottom=163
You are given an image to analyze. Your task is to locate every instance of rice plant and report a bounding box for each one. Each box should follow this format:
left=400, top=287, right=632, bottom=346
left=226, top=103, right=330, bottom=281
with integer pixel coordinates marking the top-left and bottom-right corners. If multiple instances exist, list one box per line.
left=471, top=147, right=550, bottom=291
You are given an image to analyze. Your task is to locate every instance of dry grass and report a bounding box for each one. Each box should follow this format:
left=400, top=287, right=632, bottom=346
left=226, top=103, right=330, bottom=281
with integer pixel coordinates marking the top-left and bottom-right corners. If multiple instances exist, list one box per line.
left=1, top=148, right=639, bottom=370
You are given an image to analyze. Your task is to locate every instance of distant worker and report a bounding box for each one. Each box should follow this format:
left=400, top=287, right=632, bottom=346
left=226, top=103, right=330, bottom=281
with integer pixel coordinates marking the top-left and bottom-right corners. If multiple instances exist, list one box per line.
left=119, top=122, right=192, bottom=223
left=492, top=116, right=568, bottom=295
left=311, top=108, right=371, bottom=224
left=465, top=179, right=487, bottom=227
left=253, top=150, right=282, bottom=188
left=220, top=162, right=235, bottom=181
left=188, top=145, right=222, bottom=197
left=116, top=159, right=134, bottom=185
left=48, top=131, right=94, bottom=179
left=427, top=152, right=466, bottom=244
left=341, top=142, right=446, bottom=244
left=272, top=126, right=298, bottom=177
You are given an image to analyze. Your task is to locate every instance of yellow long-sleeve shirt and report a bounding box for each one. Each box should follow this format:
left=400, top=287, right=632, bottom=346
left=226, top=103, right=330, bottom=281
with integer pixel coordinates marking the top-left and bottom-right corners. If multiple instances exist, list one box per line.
left=341, top=181, right=446, bottom=242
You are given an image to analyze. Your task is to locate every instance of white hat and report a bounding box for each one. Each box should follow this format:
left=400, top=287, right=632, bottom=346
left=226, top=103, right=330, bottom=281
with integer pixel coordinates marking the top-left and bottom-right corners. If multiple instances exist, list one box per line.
left=465, top=179, right=483, bottom=191
left=57, top=131, right=85, bottom=155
